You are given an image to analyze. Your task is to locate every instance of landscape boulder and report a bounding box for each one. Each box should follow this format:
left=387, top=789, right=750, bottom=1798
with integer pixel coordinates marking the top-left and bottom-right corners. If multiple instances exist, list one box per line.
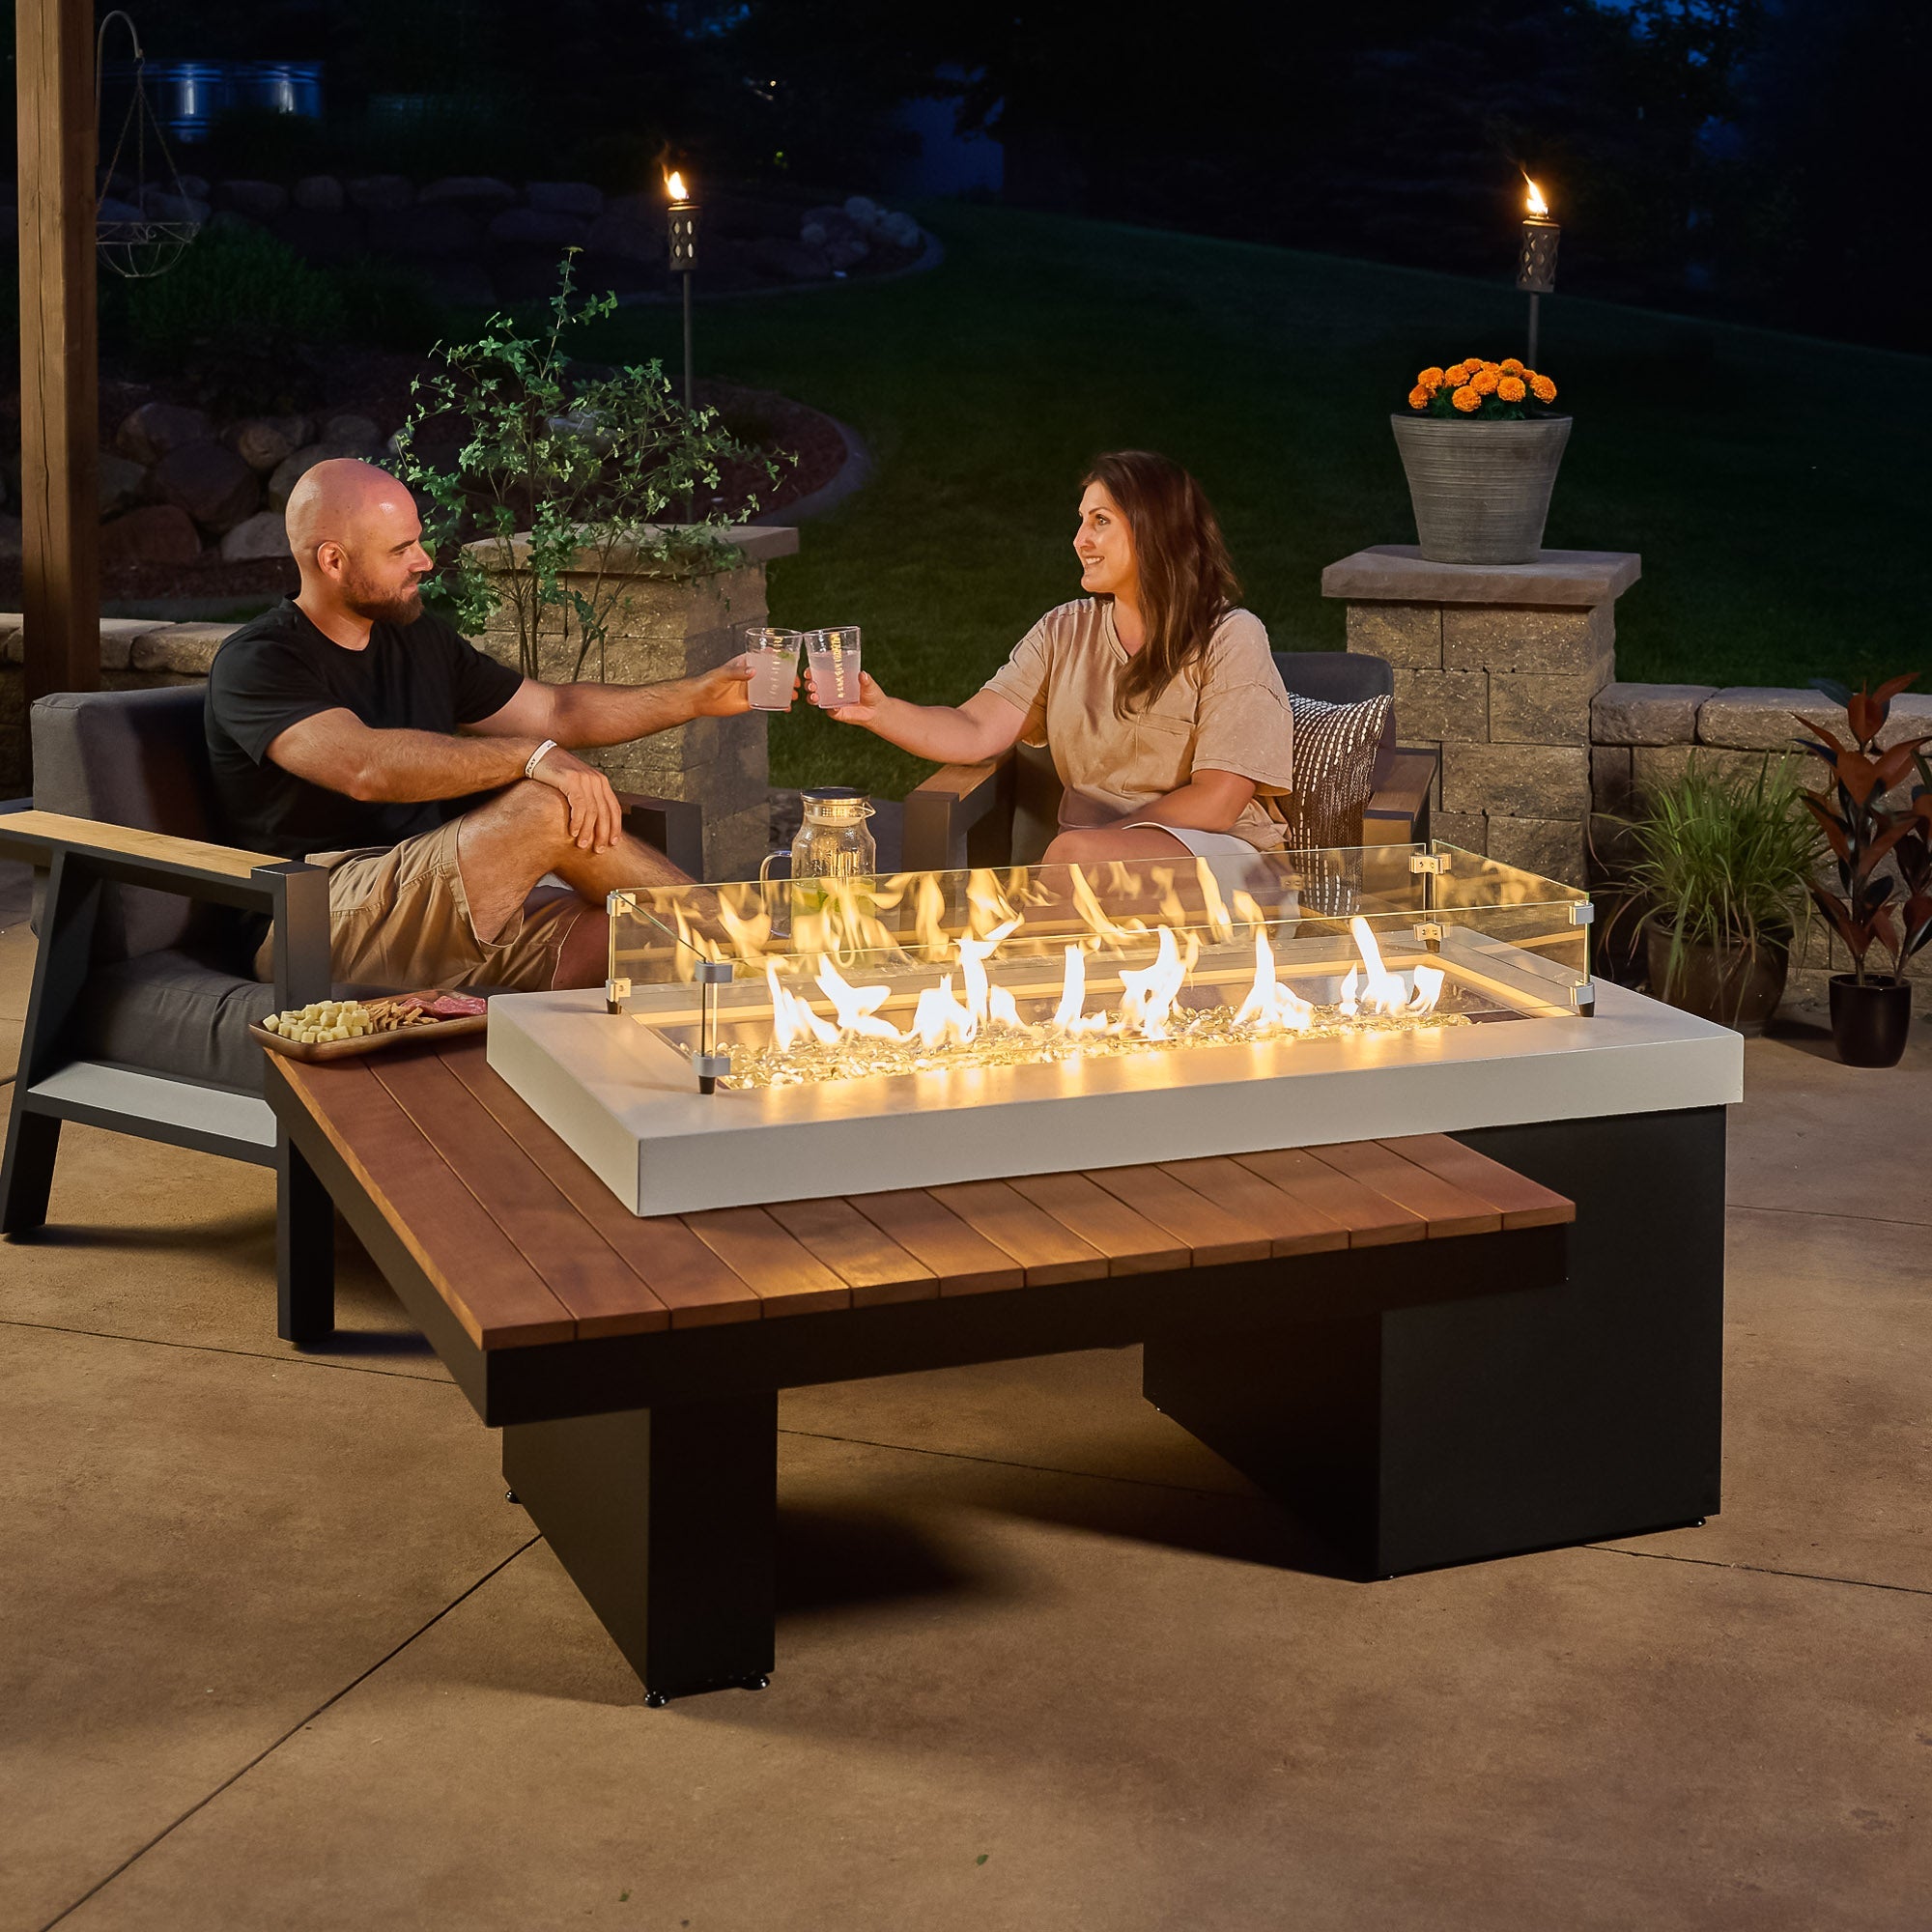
left=877, top=210, right=921, bottom=250
left=115, top=401, right=212, bottom=466
left=293, top=175, right=344, bottom=213
left=585, top=213, right=665, bottom=263
left=99, top=504, right=203, bottom=564
left=321, top=413, right=383, bottom=452
left=487, top=207, right=588, bottom=249
left=219, top=510, right=293, bottom=561
left=226, top=415, right=313, bottom=474
left=526, top=181, right=605, bottom=218
left=98, top=452, right=149, bottom=514
left=218, top=179, right=287, bottom=218
left=420, top=176, right=517, bottom=209
left=347, top=175, right=414, bottom=212
left=151, top=441, right=261, bottom=534
left=370, top=204, right=478, bottom=258
left=178, top=174, right=210, bottom=200
left=140, top=189, right=211, bottom=226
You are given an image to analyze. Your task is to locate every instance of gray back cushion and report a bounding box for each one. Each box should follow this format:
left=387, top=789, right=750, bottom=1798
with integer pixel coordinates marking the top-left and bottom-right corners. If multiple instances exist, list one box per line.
left=30, top=686, right=230, bottom=963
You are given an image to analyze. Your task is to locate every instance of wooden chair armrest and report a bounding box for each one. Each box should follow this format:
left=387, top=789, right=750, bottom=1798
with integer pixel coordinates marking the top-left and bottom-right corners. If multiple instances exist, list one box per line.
left=0, top=809, right=330, bottom=1009
left=902, top=751, right=1018, bottom=872
left=1363, top=746, right=1437, bottom=847
left=614, top=791, right=704, bottom=880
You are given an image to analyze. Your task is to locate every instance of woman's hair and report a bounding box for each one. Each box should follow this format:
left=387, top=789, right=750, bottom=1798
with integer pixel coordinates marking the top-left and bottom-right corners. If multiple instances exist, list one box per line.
left=1082, top=450, right=1240, bottom=717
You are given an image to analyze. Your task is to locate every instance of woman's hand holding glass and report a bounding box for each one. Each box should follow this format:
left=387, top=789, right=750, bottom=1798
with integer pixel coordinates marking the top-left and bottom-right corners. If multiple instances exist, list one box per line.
left=810, top=668, right=888, bottom=725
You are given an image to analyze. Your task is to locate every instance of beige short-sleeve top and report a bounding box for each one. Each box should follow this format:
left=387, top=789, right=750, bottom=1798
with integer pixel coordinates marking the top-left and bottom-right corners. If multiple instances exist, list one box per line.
left=980, top=599, right=1293, bottom=851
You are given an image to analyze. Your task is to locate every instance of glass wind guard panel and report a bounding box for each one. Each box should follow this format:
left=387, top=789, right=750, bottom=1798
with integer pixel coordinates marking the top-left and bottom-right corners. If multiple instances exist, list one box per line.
left=607, top=843, right=1592, bottom=1092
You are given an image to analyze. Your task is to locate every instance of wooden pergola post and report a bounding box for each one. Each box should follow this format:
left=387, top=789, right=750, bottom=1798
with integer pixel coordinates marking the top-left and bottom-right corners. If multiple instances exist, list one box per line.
left=15, top=0, right=100, bottom=720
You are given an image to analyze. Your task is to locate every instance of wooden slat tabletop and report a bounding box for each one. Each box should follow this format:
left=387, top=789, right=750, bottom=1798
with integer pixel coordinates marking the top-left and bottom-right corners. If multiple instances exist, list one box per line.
left=270, top=1040, right=1574, bottom=1353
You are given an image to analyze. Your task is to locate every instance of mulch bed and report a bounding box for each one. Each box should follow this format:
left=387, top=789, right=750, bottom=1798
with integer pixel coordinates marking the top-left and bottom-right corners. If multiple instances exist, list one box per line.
left=0, top=355, right=850, bottom=613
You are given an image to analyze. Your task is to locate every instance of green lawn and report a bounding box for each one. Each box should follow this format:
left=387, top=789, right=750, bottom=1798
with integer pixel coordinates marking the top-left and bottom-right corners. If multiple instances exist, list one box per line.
left=594, top=202, right=1928, bottom=802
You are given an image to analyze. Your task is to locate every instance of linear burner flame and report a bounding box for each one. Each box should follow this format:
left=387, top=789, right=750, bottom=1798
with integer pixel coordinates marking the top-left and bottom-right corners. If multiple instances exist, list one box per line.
left=703, top=882, right=1456, bottom=1089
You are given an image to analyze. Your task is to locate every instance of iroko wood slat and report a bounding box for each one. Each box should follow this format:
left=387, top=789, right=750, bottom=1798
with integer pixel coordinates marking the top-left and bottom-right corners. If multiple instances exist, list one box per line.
left=1087, top=1163, right=1274, bottom=1266
left=372, top=1052, right=670, bottom=1339
left=1310, top=1141, right=1503, bottom=1238
left=1155, top=1156, right=1352, bottom=1258
left=764, top=1197, right=937, bottom=1306
left=845, top=1189, right=1027, bottom=1295
left=1232, top=1146, right=1427, bottom=1246
left=1383, top=1134, right=1576, bottom=1229
left=1006, top=1170, right=1189, bottom=1274
left=0, top=808, right=281, bottom=878
left=925, top=1179, right=1109, bottom=1286
left=275, top=1043, right=1573, bottom=1350
left=440, top=1047, right=761, bottom=1329
left=680, top=1207, right=852, bottom=1316
left=275, top=1057, right=576, bottom=1350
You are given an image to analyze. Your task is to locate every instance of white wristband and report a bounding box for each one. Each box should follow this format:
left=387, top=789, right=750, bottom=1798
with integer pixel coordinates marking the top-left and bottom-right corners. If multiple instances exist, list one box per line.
left=524, top=739, right=558, bottom=780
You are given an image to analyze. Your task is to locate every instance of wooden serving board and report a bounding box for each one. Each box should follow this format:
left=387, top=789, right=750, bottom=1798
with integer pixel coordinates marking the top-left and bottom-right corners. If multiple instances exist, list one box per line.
left=250, top=1012, right=487, bottom=1065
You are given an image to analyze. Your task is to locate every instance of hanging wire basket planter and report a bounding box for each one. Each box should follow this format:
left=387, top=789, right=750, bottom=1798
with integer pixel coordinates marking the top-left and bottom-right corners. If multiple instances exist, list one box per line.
left=95, top=10, right=202, bottom=279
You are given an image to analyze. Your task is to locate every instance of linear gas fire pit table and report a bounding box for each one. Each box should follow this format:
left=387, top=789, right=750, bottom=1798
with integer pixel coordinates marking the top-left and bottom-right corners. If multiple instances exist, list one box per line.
left=268, top=844, right=1740, bottom=1704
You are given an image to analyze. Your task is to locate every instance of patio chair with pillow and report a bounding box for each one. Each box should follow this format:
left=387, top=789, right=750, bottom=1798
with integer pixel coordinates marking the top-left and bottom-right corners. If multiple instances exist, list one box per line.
left=0, top=684, right=700, bottom=1345
left=900, top=648, right=1436, bottom=871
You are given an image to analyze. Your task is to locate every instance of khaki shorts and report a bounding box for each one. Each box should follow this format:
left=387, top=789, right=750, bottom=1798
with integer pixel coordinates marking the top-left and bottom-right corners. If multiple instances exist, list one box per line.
left=253, top=818, right=587, bottom=992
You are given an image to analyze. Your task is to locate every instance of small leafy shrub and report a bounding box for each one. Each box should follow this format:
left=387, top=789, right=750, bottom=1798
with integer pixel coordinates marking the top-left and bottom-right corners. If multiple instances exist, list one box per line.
left=109, top=222, right=348, bottom=367
left=394, top=251, right=784, bottom=681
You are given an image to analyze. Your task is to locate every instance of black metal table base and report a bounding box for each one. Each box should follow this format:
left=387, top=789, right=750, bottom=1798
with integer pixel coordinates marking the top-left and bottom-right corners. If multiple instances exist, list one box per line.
left=269, top=1082, right=1724, bottom=1702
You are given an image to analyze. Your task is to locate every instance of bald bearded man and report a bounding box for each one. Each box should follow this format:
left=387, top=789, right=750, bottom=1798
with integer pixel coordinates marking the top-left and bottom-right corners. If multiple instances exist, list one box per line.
left=205, top=458, right=784, bottom=991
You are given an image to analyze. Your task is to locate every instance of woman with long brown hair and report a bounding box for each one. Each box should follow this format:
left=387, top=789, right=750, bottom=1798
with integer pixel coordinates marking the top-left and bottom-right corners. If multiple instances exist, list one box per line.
left=818, top=450, right=1293, bottom=862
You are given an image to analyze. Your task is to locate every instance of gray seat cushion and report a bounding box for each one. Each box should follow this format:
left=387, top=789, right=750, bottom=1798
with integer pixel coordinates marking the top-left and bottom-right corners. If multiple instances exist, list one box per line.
left=68, top=952, right=404, bottom=1094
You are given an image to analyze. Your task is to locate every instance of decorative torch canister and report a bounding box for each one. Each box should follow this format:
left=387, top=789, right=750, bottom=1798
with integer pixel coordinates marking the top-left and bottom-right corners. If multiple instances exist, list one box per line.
left=667, top=170, right=698, bottom=410
left=1516, top=175, right=1559, bottom=369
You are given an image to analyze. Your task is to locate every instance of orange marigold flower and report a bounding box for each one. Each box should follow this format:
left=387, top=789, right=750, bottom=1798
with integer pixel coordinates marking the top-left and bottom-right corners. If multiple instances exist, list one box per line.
left=1480, top=361, right=1502, bottom=376
left=1407, top=384, right=1434, bottom=411
left=1471, top=367, right=1499, bottom=395
left=1500, top=357, right=1525, bottom=376
left=1443, top=362, right=1470, bottom=385
left=1417, top=366, right=1446, bottom=389
left=1496, top=375, right=1527, bottom=403
left=1529, top=373, right=1557, bottom=403
left=1451, top=384, right=1482, bottom=413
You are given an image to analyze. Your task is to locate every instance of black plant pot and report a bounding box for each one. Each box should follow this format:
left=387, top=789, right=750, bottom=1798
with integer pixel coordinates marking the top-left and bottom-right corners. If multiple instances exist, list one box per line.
left=1644, top=924, right=1789, bottom=1037
left=1828, top=973, right=1913, bottom=1068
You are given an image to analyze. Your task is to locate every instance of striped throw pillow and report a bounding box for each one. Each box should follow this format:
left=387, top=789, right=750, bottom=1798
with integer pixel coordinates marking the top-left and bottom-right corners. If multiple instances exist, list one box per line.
left=1273, top=691, right=1391, bottom=850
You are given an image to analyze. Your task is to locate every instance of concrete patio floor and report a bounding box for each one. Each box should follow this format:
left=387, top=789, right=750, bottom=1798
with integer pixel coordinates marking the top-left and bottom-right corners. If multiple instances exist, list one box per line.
left=2, top=903, right=1928, bottom=1931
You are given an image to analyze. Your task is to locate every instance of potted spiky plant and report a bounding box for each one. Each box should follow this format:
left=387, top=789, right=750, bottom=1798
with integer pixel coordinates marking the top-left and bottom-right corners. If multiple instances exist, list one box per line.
left=1622, top=756, right=1819, bottom=1036
left=1792, top=674, right=1932, bottom=1067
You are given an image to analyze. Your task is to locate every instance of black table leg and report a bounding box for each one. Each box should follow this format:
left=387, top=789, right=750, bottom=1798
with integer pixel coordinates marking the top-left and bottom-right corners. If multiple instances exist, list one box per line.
left=1145, top=1107, right=1727, bottom=1577
left=276, top=1132, right=335, bottom=1347
left=502, top=1394, right=778, bottom=1703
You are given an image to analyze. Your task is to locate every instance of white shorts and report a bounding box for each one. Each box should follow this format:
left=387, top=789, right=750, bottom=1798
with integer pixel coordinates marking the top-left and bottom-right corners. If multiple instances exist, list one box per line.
left=1120, top=822, right=1259, bottom=859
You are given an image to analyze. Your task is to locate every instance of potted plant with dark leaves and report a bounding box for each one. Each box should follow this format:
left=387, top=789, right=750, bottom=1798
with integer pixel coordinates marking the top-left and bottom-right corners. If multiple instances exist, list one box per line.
left=1793, top=674, right=1932, bottom=1067
left=1623, top=756, right=1818, bottom=1035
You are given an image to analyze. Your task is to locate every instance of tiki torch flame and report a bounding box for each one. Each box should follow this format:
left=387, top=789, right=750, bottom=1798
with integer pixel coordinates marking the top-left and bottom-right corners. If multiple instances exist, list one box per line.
left=1523, top=174, right=1549, bottom=217
left=666, top=170, right=690, bottom=203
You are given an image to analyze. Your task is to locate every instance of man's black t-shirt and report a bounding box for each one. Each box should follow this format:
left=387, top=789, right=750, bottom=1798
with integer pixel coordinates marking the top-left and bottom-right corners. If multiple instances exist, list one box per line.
left=205, top=598, right=523, bottom=859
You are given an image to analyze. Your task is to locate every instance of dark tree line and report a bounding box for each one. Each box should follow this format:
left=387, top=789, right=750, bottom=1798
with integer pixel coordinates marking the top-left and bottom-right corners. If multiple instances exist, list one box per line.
left=6, top=0, right=1918, bottom=346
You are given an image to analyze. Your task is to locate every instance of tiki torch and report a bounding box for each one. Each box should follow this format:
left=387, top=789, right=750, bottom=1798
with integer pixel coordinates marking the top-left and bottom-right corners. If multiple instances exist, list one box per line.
left=667, top=170, right=698, bottom=411
left=1516, top=175, right=1559, bottom=370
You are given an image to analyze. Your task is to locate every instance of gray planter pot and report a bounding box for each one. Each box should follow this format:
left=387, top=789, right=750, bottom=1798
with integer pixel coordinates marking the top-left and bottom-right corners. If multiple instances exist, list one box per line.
left=1389, top=413, right=1573, bottom=565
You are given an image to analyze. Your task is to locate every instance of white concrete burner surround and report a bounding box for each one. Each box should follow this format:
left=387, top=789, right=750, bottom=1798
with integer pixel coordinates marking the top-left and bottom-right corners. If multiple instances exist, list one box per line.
left=486, top=980, right=1743, bottom=1217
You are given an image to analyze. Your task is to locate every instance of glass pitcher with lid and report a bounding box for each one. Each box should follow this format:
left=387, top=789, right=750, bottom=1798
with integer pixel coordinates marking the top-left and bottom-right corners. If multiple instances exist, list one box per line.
left=759, top=786, right=877, bottom=921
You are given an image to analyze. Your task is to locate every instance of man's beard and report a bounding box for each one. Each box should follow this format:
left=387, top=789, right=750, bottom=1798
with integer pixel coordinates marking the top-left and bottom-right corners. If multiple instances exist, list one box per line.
left=343, top=573, right=425, bottom=626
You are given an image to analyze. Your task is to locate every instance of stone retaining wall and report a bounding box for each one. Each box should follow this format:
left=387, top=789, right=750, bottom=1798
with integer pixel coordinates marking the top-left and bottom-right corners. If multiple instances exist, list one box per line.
left=1321, top=544, right=1929, bottom=990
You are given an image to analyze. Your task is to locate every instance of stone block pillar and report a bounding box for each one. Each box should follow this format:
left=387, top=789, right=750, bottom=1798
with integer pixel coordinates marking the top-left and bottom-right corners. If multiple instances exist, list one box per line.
left=469, top=524, right=799, bottom=884
left=1321, top=545, right=1641, bottom=887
